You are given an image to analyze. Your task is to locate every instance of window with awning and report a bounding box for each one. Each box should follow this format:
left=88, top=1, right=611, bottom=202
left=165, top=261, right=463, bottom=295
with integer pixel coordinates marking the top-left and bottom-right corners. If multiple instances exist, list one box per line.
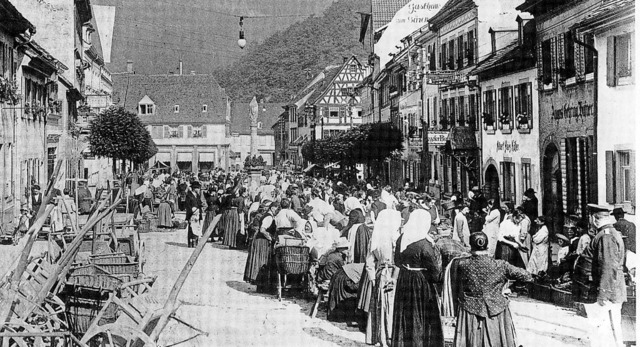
left=155, top=152, right=170, bottom=162
left=199, top=152, right=215, bottom=162
left=177, top=152, right=192, bottom=162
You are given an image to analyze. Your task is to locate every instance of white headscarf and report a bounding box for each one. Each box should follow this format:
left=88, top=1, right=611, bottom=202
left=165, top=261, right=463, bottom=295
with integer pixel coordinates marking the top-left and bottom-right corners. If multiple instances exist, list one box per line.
left=369, top=209, right=402, bottom=258
left=344, top=196, right=364, bottom=216
left=400, top=209, right=434, bottom=253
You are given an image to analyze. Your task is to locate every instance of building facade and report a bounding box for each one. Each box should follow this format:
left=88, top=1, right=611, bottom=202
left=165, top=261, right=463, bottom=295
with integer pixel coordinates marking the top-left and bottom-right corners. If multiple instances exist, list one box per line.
left=573, top=0, right=635, bottom=221
left=112, top=72, right=232, bottom=173
left=518, top=0, right=602, bottom=229
left=228, top=101, right=280, bottom=170
left=474, top=15, right=541, bottom=212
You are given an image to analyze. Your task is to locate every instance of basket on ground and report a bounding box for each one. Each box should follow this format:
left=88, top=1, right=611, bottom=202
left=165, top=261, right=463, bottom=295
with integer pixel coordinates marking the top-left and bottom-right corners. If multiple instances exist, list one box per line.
left=275, top=246, right=310, bottom=275
left=66, top=296, right=119, bottom=336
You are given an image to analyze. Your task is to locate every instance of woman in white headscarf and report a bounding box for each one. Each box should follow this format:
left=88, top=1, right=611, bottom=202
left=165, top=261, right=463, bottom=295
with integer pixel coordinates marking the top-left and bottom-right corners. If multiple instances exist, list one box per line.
left=392, top=209, right=444, bottom=347
left=344, top=196, right=364, bottom=216
left=361, top=210, right=402, bottom=346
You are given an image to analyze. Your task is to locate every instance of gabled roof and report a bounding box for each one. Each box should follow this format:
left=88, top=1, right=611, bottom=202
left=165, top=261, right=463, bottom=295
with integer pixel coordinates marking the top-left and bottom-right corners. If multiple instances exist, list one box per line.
left=138, top=95, right=154, bottom=104
left=428, top=0, right=475, bottom=30
left=112, top=73, right=228, bottom=125
left=308, top=56, right=363, bottom=105
left=372, top=0, right=411, bottom=31
left=571, top=0, right=634, bottom=32
left=0, top=0, right=35, bottom=35
left=230, top=102, right=282, bottom=136
left=470, top=40, right=536, bottom=78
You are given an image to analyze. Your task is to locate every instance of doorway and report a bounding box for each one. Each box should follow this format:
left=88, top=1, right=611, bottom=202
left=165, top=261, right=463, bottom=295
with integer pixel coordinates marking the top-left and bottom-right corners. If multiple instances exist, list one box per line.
left=484, top=164, right=500, bottom=203
left=543, top=143, right=563, bottom=235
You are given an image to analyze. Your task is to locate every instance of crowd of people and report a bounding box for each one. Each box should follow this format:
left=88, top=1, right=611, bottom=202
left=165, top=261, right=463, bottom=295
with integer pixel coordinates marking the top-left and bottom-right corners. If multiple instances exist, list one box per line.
left=128, top=168, right=634, bottom=347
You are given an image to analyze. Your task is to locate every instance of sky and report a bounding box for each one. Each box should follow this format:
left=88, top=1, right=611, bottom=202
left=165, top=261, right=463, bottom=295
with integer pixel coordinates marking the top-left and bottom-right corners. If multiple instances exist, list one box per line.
left=92, top=0, right=336, bottom=75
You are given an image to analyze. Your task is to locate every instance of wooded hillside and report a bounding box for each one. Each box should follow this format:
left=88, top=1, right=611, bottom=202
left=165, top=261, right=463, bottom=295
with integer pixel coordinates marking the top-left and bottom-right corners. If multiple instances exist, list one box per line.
left=213, top=0, right=370, bottom=103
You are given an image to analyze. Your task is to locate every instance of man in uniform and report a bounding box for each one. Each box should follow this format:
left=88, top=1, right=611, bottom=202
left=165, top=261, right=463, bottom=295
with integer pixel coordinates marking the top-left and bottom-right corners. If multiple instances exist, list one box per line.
left=573, top=204, right=626, bottom=346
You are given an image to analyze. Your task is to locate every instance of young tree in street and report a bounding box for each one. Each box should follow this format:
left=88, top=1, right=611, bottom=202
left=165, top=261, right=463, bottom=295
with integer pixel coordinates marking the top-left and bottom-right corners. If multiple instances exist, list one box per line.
left=88, top=106, right=157, bottom=173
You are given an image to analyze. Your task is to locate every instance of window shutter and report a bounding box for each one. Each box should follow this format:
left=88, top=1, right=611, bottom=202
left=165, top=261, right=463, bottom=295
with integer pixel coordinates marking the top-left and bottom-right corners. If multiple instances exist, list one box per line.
left=606, top=150, right=616, bottom=203
left=508, top=86, right=513, bottom=118
left=630, top=150, right=636, bottom=207
left=187, top=125, right=193, bottom=138
left=202, top=125, right=207, bottom=138
left=499, top=162, right=505, bottom=199
left=575, top=37, right=585, bottom=76
left=178, top=125, right=184, bottom=138
left=536, top=42, right=544, bottom=88
left=606, top=36, right=616, bottom=86
left=527, top=83, right=533, bottom=127
left=551, top=37, right=558, bottom=88
left=557, top=34, right=565, bottom=76
left=497, top=89, right=502, bottom=118
left=463, top=35, right=468, bottom=67
left=482, top=91, right=486, bottom=118
left=514, top=85, right=520, bottom=115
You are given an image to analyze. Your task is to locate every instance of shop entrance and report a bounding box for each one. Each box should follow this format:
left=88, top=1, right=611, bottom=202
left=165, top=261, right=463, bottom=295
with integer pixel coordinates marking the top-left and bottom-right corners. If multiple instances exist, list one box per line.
left=543, top=143, right=563, bottom=235
left=484, top=164, right=500, bottom=203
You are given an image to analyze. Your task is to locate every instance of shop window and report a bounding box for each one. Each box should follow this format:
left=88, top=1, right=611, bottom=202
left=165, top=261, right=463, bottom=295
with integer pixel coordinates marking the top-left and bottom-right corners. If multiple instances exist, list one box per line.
left=500, top=161, right=516, bottom=203
left=607, top=33, right=633, bottom=86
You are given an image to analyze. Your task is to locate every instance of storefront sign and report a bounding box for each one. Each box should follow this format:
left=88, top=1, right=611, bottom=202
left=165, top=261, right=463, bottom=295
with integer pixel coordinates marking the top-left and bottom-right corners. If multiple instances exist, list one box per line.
left=449, top=127, right=477, bottom=150
left=551, top=101, right=594, bottom=120
left=427, top=131, right=448, bottom=145
left=496, top=140, right=520, bottom=153
left=409, top=138, right=422, bottom=148
left=424, top=71, right=465, bottom=85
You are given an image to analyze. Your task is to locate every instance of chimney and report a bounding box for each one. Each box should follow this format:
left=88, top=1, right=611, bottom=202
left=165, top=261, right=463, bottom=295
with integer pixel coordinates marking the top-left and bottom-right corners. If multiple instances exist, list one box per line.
left=179, top=60, right=183, bottom=75
left=126, top=60, right=133, bottom=73
left=343, top=56, right=348, bottom=63
left=489, top=28, right=496, bottom=54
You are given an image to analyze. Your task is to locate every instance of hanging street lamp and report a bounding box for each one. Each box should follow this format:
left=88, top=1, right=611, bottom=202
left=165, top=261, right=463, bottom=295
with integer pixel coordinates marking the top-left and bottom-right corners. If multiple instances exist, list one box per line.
left=238, top=16, right=246, bottom=49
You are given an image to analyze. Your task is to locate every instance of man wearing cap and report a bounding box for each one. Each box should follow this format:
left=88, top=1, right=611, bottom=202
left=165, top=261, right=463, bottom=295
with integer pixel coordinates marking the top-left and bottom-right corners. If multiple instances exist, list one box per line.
left=29, top=185, right=43, bottom=225
left=184, top=181, right=207, bottom=248
left=288, top=184, right=302, bottom=212
left=613, top=206, right=635, bottom=254
left=453, top=204, right=471, bottom=247
left=574, top=204, right=626, bottom=347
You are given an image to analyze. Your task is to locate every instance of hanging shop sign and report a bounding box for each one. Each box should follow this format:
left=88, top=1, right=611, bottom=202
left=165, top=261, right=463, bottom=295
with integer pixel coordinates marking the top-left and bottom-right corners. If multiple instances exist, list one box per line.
left=427, top=131, right=448, bottom=146
left=448, top=126, right=477, bottom=150
left=424, top=71, right=465, bottom=85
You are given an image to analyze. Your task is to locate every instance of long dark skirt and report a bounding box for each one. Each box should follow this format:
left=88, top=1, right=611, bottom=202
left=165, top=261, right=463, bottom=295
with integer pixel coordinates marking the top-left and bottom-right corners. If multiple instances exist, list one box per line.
left=220, top=209, right=240, bottom=248
left=201, top=210, right=216, bottom=236
left=157, top=202, right=172, bottom=228
left=244, top=238, right=271, bottom=283
left=187, top=223, right=198, bottom=248
left=495, top=241, right=525, bottom=268
left=328, top=268, right=360, bottom=320
left=356, top=269, right=373, bottom=313
left=391, top=269, right=443, bottom=347
left=367, top=266, right=396, bottom=346
left=454, top=307, right=517, bottom=347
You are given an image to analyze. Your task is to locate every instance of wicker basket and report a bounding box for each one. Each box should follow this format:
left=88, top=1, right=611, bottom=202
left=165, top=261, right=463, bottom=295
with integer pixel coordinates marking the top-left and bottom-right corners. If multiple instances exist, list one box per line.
left=67, top=274, right=123, bottom=292
left=275, top=246, right=310, bottom=275
left=66, top=296, right=119, bottom=336
left=89, top=253, right=139, bottom=276
left=137, top=219, right=151, bottom=233
left=69, top=264, right=112, bottom=276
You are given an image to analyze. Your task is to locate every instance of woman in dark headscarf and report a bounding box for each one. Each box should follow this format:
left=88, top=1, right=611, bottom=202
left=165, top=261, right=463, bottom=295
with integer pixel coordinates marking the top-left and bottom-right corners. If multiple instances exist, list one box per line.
left=202, top=186, right=220, bottom=240
left=219, top=187, right=240, bottom=248
left=452, top=232, right=532, bottom=347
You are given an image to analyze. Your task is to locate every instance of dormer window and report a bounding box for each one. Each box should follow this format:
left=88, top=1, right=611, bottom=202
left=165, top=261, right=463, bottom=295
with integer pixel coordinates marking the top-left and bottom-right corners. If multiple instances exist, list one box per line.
left=257, top=121, right=262, bottom=129
left=174, top=105, right=179, bottom=113
left=202, top=104, right=208, bottom=112
left=139, top=104, right=154, bottom=115
left=138, top=95, right=155, bottom=115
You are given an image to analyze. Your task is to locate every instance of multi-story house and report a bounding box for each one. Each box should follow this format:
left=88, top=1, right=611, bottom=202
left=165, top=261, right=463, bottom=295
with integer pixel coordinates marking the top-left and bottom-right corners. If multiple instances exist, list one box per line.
left=228, top=101, right=280, bottom=170
left=472, top=15, right=541, bottom=212
left=112, top=70, right=232, bottom=172
left=427, top=0, right=522, bottom=198
left=571, top=0, right=635, bottom=221
left=11, top=0, right=92, bottom=188
left=286, top=56, right=366, bottom=168
left=517, top=0, right=603, bottom=228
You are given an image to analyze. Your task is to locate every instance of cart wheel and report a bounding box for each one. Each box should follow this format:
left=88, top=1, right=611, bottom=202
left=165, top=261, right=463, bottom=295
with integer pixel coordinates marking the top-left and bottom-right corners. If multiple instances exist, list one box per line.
left=82, top=323, right=157, bottom=347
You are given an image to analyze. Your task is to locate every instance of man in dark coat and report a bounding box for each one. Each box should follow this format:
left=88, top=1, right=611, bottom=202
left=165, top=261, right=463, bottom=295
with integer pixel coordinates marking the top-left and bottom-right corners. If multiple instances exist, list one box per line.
left=521, top=188, right=538, bottom=223
left=30, top=185, right=43, bottom=225
left=573, top=204, right=626, bottom=346
left=613, top=206, right=636, bottom=253
left=184, top=181, right=207, bottom=247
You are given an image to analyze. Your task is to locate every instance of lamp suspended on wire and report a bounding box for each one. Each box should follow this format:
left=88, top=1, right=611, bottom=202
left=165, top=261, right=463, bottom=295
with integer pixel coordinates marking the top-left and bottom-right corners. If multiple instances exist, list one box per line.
left=238, top=16, right=246, bottom=49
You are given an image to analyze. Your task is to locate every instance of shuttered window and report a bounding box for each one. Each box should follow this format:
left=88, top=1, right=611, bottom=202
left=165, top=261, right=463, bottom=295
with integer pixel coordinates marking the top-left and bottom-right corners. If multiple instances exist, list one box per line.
left=606, top=151, right=616, bottom=203
left=607, top=33, right=633, bottom=86
left=541, top=39, right=553, bottom=86
left=500, top=161, right=516, bottom=203
left=584, top=34, right=595, bottom=75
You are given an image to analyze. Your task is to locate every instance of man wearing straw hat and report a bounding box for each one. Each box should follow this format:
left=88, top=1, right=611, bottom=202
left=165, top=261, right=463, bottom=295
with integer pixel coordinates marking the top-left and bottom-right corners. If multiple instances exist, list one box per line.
left=573, top=204, right=626, bottom=347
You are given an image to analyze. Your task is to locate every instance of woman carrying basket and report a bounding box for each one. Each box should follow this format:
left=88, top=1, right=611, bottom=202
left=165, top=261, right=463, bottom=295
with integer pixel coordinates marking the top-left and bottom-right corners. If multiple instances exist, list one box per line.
left=451, top=232, right=533, bottom=347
